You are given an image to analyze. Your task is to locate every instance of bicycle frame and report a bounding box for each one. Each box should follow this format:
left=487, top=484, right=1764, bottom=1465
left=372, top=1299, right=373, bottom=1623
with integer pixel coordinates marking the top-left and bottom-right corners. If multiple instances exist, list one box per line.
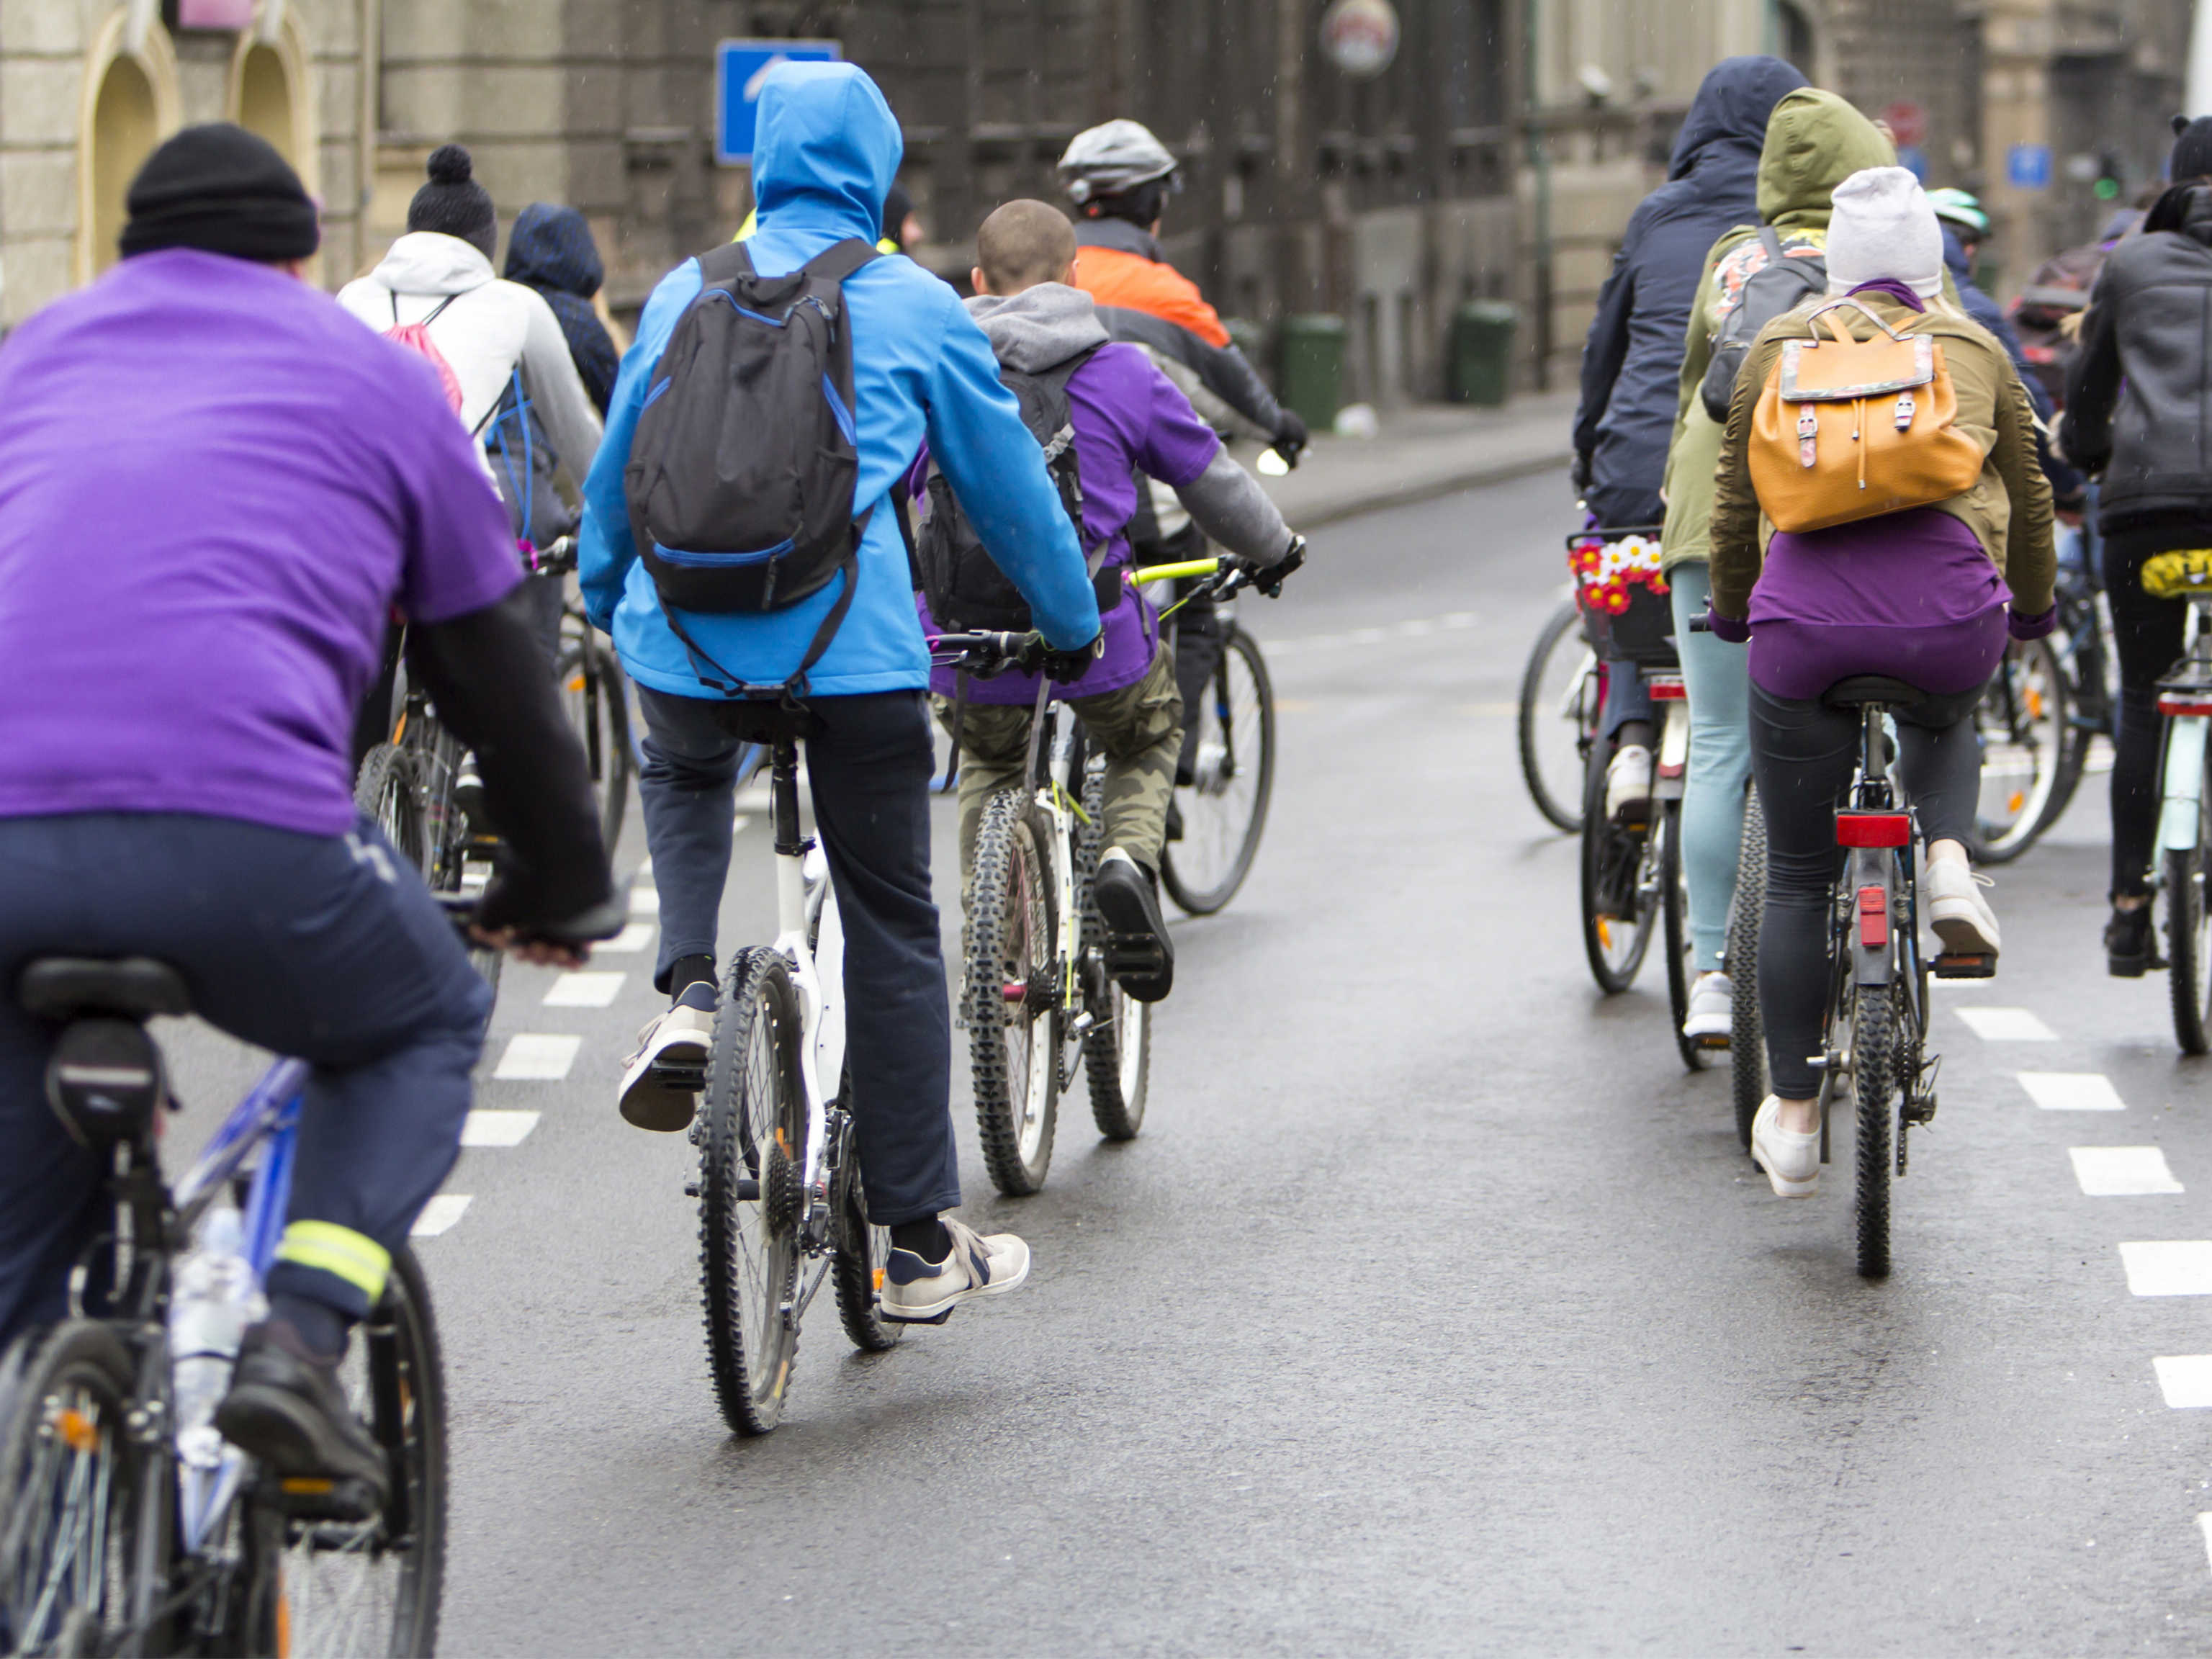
left=2154, top=595, right=2212, bottom=861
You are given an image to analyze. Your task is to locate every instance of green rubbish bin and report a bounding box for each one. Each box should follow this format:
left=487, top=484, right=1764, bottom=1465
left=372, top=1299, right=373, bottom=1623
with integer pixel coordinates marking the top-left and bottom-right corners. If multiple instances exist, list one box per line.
left=1278, top=314, right=1346, bottom=432
left=1449, top=301, right=1519, bottom=406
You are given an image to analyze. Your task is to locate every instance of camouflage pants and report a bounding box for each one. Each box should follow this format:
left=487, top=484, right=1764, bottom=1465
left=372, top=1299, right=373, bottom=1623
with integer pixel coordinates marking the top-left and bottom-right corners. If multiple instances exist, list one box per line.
left=932, top=642, right=1183, bottom=906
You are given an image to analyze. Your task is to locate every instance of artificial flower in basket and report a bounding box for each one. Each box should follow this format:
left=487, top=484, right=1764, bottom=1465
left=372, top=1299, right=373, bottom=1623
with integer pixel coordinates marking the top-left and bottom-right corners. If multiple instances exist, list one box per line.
left=1567, top=531, right=1668, bottom=616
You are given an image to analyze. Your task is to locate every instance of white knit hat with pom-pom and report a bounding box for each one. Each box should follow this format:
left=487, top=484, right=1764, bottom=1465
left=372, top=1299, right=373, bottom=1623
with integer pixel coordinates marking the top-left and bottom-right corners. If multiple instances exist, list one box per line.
left=1824, top=166, right=1944, bottom=299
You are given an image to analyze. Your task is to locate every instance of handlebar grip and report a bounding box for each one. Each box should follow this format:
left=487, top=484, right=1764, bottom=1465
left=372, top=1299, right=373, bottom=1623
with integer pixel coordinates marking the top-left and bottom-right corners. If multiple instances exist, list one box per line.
left=1129, top=558, right=1222, bottom=587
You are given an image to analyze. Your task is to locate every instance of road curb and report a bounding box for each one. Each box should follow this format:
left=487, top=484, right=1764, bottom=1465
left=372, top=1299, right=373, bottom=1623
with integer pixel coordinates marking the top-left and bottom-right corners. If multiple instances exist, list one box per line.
left=1267, top=445, right=1575, bottom=529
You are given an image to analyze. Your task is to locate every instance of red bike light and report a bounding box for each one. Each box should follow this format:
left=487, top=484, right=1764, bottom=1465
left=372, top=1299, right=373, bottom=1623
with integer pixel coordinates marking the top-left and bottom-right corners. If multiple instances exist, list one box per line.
left=1856, top=884, right=1889, bottom=949
left=1835, top=812, right=1911, bottom=848
left=1647, top=675, right=1686, bottom=701
left=2157, top=691, right=2212, bottom=719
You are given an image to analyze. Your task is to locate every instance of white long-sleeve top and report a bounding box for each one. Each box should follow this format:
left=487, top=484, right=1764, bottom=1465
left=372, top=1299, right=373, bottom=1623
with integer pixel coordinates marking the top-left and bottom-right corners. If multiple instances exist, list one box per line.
left=338, top=231, right=601, bottom=486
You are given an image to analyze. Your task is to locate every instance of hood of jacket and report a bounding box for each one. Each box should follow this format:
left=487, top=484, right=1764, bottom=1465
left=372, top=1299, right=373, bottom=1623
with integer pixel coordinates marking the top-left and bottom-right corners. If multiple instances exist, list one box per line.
left=752, top=60, right=899, bottom=245
left=369, top=230, right=495, bottom=295
left=1668, top=55, right=1807, bottom=181
left=503, top=203, right=602, bottom=298
left=964, top=283, right=1110, bottom=374
left=1756, top=89, right=1895, bottom=229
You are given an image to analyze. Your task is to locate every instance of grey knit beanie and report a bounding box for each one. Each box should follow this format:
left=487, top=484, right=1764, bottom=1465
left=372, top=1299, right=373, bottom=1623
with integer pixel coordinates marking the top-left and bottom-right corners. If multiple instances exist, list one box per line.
left=1824, top=166, right=1944, bottom=299
left=407, top=145, right=495, bottom=261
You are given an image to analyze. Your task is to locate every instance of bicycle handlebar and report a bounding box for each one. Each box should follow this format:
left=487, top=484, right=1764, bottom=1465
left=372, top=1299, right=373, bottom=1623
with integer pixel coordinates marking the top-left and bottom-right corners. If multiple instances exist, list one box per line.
left=1128, top=557, right=1223, bottom=586
left=531, top=535, right=579, bottom=576
left=927, top=630, right=1030, bottom=671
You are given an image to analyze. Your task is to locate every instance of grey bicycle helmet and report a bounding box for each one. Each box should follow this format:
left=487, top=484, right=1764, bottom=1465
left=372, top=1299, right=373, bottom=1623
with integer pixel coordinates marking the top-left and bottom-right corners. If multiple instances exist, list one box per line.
left=1057, top=120, right=1180, bottom=205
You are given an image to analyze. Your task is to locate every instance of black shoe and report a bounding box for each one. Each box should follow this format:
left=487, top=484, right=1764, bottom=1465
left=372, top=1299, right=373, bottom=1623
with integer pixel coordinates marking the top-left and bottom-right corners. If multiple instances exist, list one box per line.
left=1164, top=798, right=1184, bottom=843
left=215, top=1319, right=389, bottom=1516
left=1093, top=850, right=1174, bottom=1002
left=2107, top=904, right=2163, bottom=977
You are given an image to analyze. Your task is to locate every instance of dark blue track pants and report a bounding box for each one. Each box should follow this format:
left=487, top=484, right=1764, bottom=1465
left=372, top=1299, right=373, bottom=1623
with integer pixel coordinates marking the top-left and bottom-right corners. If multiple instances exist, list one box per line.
left=0, top=814, right=490, bottom=1349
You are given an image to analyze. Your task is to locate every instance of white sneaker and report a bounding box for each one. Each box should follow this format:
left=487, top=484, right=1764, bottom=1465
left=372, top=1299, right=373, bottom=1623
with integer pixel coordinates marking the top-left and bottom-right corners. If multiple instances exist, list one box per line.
left=1925, top=861, right=2000, bottom=956
left=1750, top=1095, right=1822, bottom=1197
left=1683, top=973, right=1732, bottom=1044
left=1605, top=745, right=1654, bottom=823
left=617, top=1003, right=714, bottom=1132
left=878, top=1217, right=1031, bottom=1323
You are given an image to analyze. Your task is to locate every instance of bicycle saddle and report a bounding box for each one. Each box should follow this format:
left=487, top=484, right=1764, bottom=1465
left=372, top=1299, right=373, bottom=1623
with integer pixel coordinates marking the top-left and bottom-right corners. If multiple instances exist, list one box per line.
left=1822, top=675, right=1926, bottom=709
left=19, top=957, right=192, bottom=1021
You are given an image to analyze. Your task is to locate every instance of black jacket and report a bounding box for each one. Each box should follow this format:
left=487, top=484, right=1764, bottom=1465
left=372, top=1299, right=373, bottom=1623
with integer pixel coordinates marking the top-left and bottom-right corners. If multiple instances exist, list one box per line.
left=1572, top=55, right=1805, bottom=529
left=1946, top=229, right=2080, bottom=502
left=2063, top=185, right=2212, bottom=531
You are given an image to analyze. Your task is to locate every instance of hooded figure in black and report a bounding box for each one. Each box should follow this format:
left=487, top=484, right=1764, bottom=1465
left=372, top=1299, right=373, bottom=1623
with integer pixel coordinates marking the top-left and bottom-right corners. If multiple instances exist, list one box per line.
left=1572, top=55, right=1807, bottom=527
left=503, top=202, right=619, bottom=414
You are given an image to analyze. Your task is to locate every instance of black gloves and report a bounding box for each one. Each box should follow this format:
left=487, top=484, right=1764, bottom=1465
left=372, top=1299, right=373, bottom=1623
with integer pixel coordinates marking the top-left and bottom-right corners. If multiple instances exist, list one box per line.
left=1272, top=409, right=1310, bottom=469
left=1015, top=629, right=1104, bottom=683
left=1571, top=450, right=1593, bottom=497
left=1221, top=536, right=1306, bottom=598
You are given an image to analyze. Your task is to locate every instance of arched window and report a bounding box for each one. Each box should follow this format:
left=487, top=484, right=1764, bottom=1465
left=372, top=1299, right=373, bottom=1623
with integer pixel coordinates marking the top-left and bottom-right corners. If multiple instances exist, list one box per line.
left=228, top=12, right=317, bottom=192
left=76, top=11, right=182, bottom=284
left=1776, top=1, right=1817, bottom=76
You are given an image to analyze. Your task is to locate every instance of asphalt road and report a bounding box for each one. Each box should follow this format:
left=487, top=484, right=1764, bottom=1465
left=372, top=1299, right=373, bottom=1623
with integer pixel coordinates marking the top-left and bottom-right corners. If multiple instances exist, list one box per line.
left=157, top=466, right=2212, bottom=1655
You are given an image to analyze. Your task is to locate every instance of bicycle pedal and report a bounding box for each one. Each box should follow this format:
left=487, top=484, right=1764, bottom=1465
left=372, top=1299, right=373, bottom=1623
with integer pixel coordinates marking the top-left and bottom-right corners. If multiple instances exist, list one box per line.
left=1932, top=953, right=1996, bottom=979
left=269, top=1475, right=381, bottom=1524
left=1103, top=941, right=1166, bottom=977
left=1696, top=1033, right=1730, bottom=1050
left=652, top=1061, right=707, bottom=1093
left=877, top=1305, right=955, bottom=1326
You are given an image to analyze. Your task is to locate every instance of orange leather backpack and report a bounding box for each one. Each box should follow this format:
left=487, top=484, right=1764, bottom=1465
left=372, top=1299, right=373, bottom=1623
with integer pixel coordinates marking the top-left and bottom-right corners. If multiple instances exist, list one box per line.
left=1747, top=298, right=1985, bottom=533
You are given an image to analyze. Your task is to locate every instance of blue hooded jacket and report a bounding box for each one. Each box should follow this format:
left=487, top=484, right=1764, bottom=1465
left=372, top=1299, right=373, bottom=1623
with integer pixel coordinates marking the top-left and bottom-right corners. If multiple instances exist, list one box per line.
left=1572, top=55, right=1806, bottom=528
left=580, top=62, right=1099, bottom=698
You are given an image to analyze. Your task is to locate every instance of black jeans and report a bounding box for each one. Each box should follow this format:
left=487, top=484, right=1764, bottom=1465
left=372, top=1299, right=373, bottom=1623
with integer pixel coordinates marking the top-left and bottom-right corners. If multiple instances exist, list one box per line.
left=634, top=686, right=958, bottom=1226
left=1748, top=682, right=1983, bottom=1097
left=2103, top=526, right=2206, bottom=898
left=0, top=814, right=491, bottom=1349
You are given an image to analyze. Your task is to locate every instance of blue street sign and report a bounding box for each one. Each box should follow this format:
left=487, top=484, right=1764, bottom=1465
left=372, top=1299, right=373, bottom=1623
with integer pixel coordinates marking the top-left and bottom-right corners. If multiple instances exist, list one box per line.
left=2008, top=143, right=2052, bottom=190
left=715, top=38, right=842, bottom=166
left=1895, top=145, right=1928, bottom=181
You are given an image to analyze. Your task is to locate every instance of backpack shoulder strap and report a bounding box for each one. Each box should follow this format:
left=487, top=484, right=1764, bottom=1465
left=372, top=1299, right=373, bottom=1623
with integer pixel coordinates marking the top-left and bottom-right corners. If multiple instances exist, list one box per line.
left=696, top=240, right=755, bottom=292
left=1758, top=225, right=1785, bottom=264
left=1033, top=341, right=1107, bottom=397
left=800, top=238, right=881, bottom=283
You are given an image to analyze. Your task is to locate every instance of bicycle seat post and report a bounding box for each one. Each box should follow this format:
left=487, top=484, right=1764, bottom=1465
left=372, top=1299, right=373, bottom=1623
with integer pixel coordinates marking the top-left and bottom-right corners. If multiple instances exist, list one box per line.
left=770, top=737, right=809, bottom=940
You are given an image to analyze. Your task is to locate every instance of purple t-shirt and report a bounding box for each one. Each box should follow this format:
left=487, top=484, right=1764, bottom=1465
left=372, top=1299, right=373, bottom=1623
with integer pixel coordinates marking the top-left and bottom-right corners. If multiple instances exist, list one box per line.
left=0, top=249, right=521, bottom=836
left=918, top=341, right=1220, bottom=703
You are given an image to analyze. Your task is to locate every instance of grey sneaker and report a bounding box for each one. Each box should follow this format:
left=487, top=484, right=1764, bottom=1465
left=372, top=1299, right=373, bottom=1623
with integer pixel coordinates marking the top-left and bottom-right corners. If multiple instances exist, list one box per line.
left=878, top=1217, right=1031, bottom=1324
left=618, top=1002, right=714, bottom=1131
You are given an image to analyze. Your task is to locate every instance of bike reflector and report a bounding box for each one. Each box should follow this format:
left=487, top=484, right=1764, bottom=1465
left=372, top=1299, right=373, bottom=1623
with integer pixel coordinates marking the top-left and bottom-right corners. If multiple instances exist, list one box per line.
left=1835, top=812, right=1910, bottom=847
left=1857, top=885, right=1889, bottom=950
left=2156, top=691, right=2212, bottom=719
left=1646, top=675, right=1686, bottom=701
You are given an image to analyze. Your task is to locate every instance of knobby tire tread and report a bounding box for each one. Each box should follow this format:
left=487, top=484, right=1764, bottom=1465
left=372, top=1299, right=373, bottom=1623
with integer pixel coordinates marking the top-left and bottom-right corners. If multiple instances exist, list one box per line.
left=1077, top=763, right=1148, bottom=1139
left=1729, top=788, right=1769, bottom=1149
left=967, top=792, right=1058, bottom=1194
left=1855, top=986, right=1897, bottom=1278
left=1660, top=802, right=1707, bottom=1073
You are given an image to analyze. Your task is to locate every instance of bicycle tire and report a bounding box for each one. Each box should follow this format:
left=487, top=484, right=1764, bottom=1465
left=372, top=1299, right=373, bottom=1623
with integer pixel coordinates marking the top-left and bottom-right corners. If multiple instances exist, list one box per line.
left=354, top=744, right=432, bottom=878
left=1854, top=984, right=1899, bottom=1278
left=0, top=1320, right=158, bottom=1657
left=829, top=1105, right=902, bottom=1354
left=1659, top=802, right=1708, bottom=1073
left=557, top=635, right=633, bottom=858
left=1161, top=628, right=1274, bottom=916
left=1728, top=788, right=1770, bottom=1149
left=1516, top=597, right=1591, bottom=834
left=1077, top=761, right=1148, bottom=1140
left=967, top=791, right=1060, bottom=1194
left=2168, top=770, right=2212, bottom=1054
left=1578, top=745, right=1658, bottom=993
left=699, top=948, right=804, bottom=1434
left=1974, top=637, right=2069, bottom=865
left=276, top=1242, right=447, bottom=1658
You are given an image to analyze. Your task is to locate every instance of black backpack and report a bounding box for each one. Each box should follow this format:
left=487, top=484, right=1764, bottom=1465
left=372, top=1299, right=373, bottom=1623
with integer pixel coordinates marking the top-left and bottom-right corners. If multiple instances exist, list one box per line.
left=624, top=238, right=878, bottom=695
left=1699, top=228, right=1828, bottom=423
left=910, top=344, right=1120, bottom=631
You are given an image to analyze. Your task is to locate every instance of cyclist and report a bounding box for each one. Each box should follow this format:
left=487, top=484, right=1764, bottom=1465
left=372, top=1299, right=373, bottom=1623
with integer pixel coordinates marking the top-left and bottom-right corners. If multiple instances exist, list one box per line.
left=0, top=125, right=618, bottom=1494
left=1663, top=87, right=1895, bottom=1046
left=503, top=200, right=622, bottom=417
left=583, top=63, right=1100, bottom=1318
left=918, top=199, right=1304, bottom=1001
left=1573, top=57, right=1805, bottom=837
left=1706, top=167, right=2054, bottom=1195
left=2060, top=115, right=2212, bottom=974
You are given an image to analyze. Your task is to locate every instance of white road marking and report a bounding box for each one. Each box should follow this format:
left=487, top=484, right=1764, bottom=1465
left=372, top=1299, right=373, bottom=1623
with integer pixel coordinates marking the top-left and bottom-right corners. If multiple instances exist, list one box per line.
left=2156, top=1358, right=2212, bottom=1407
left=544, top=971, right=626, bottom=1007
left=411, top=1195, right=472, bottom=1236
left=732, top=814, right=751, bottom=833
left=2198, top=1514, right=2212, bottom=1572
left=2119, top=1241, right=2212, bottom=1296
left=1955, top=1006, right=2057, bottom=1040
left=628, top=885, right=660, bottom=916
left=2020, top=1071, right=2127, bottom=1112
left=595, top=922, right=656, bottom=955
left=2069, top=1146, right=2182, bottom=1195
left=492, top=1033, right=581, bottom=1080
left=1264, top=610, right=1478, bottom=657
left=461, top=1110, right=539, bottom=1147
left=636, top=856, right=652, bottom=878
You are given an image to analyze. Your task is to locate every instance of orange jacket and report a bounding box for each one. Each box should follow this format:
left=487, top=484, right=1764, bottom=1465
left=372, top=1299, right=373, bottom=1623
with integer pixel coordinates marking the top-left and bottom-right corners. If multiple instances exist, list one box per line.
left=1073, top=243, right=1230, bottom=349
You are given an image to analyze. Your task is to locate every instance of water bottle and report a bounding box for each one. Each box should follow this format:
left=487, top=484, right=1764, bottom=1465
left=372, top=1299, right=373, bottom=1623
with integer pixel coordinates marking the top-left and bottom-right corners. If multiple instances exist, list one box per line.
left=168, top=1207, right=266, bottom=1468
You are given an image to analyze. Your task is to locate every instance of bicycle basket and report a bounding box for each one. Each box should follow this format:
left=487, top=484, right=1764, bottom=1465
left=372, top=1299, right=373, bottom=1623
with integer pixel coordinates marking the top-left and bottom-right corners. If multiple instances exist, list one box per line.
left=1565, top=527, right=1675, bottom=665
left=2140, top=549, right=2212, bottom=601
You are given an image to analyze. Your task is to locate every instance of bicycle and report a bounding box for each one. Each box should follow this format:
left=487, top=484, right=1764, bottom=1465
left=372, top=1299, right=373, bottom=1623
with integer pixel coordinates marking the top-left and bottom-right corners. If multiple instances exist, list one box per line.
left=534, top=536, right=635, bottom=859
left=1153, top=562, right=1278, bottom=916
left=1969, top=635, right=2071, bottom=864
left=2134, top=562, right=2212, bottom=1053
left=0, top=943, right=456, bottom=1656
left=655, top=716, right=899, bottom=1437
left=1516, top=594, right=1598, bottom=835
left=1727, top=785, right=1770, bottom=1149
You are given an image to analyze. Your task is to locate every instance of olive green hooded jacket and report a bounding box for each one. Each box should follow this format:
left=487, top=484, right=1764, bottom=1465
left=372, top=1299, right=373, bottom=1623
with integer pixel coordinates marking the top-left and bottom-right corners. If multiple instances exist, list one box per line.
left=1658, top=89, right=1896, bottom=572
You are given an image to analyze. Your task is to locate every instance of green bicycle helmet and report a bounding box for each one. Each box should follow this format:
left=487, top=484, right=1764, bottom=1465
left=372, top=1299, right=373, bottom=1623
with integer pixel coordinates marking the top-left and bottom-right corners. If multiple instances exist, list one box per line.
left=1926, top=187, right=1990, bottom=236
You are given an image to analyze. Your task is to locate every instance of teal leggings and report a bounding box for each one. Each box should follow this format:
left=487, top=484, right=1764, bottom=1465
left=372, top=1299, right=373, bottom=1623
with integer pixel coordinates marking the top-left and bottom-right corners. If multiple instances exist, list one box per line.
left=1669, top=562, right=1751, bottom=973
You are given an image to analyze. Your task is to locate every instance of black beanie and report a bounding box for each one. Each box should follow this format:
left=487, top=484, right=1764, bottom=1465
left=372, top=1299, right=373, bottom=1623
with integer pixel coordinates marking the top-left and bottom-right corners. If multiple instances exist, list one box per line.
left=408, top=145, right=497, bottom=261
left=2173, top=114, right=2212, bottom=184
left=118, top=123, right=319, bottom=264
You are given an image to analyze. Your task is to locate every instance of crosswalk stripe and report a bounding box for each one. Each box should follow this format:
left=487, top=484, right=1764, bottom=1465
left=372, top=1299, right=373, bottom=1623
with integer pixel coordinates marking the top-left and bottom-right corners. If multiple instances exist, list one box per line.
left=411, top=1195, right=472, bottom=1236
left=2156, top=1357, right=2212, bottom=1407
left=1956, top=1006, right=2057, bottom=1040
left=2020, top=1072, right=2126, bottom=1112
left=492, top=1033, right=581, bottom=1080
left=2069, top=1146, right=2182, bottom=1194
left=2119, top=1241, right=2212, bottom=1296
left=544, top=971, right=625, bottom=1007
left=595, top=921, right=656, bottom=955
left=628, top=885, right=660, bottom=916
left=461, top=1110, right=539, bottom=1147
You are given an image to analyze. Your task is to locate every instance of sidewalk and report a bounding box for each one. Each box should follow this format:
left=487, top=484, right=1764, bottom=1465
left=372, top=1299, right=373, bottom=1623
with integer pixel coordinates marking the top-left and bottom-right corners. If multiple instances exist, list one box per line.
left=1244, top=389, right=1578, bottom=529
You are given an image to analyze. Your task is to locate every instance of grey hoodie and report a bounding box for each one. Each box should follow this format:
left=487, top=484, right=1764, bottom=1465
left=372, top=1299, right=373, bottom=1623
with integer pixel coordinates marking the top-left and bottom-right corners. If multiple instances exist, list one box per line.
left=962, top=284, right=1292, bottom=564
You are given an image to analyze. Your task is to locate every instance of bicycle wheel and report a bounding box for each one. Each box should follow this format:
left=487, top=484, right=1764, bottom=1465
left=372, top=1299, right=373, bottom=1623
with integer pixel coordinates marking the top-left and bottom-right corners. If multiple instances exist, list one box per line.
left=1659, top=802, right=1708, bottom=1073
left=1853, top=984, right=1900, bottom=1278
left=276, top=1244, right=446, bottom=1658
left=556, top=634, right=634, bottom=858
left=2034, top=582, right=2103, bottom=838
left=1974, top=637, right=2069, bottom=864
left=967, top=791, right=1060, bottom=1194
left=1076, top=761, right=1148, bottom=1140
left=699, top=948, right=804, bottom=1434
left=1517, top=597, right=1594, bottom=834
left=0, top=1321, right=162, bottom=1657
left=829, top=1106, right=902, bottom=1354
left=2167, top=750, right=2212, bottom=1054
left=354, top=744, right=431, bottom=878
left=1728, top=788, right=1770, bottom=1149
left=1579, top=745, right=1658, bottom=992
left=1161, top=628, right=1274, bottom=915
